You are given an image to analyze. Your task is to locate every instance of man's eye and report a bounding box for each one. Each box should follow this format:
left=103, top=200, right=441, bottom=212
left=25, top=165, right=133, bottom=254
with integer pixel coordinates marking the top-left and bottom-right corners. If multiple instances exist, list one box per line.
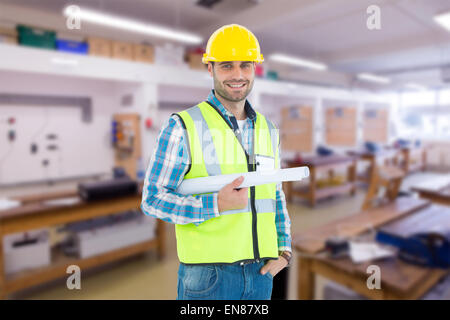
left=222, top=64, right=232, bottom=69
left=242, top=64, right=251, bottom=68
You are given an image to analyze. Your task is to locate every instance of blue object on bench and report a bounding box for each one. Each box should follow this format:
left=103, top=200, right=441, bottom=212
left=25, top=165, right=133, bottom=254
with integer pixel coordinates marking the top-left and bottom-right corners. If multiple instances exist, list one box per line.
left=376, top=230, right=450, bottom=269
left=395, top=138, right=411, bottom=148
left=364, top=141, right=380, bottom=153
left=317, top=145, right=334, bottom=156
left=415, top=139, right=421, bottom=147
left=56, top=39, right=88, bottom=54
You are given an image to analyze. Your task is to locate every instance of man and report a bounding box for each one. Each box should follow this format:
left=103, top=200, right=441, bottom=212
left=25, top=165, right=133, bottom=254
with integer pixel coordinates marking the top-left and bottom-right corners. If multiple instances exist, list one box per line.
left=141, top=24, right=291, bottom=300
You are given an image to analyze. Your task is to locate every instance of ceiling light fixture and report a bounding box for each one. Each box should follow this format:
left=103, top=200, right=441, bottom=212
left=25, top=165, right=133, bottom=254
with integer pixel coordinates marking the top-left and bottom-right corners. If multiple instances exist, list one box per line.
left=269, top=53, right=327, bottom=71
left=63, top=6, right=203, bottom=44
left=434, top=11, right=450, bottom=32
left=357, top=73, right=391, bottom=84
left=404, top=82, right=427, bottom=91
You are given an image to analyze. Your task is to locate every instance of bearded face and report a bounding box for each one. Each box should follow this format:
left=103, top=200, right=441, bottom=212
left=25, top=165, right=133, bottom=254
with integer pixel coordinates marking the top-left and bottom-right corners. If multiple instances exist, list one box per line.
left=209, top=61, right=255, bottom=103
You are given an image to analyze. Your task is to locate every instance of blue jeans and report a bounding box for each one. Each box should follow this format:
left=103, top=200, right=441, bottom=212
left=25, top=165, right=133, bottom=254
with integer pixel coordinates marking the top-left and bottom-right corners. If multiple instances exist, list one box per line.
left=177, top=260, right=273, bottom=300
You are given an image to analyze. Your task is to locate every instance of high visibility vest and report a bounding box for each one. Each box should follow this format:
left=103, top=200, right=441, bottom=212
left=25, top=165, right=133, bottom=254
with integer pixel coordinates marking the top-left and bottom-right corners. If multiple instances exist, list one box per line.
left=174, top=101, right=279, bottom=264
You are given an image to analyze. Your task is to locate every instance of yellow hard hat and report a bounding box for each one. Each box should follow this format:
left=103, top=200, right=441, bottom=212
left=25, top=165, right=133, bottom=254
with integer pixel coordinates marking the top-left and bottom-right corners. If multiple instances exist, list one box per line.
left=202, top=24, right=264, bottom=64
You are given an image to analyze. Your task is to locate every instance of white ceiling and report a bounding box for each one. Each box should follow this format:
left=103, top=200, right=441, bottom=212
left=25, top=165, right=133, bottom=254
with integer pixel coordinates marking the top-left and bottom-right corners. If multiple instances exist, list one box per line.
left=1, top=0, right=450, bottom=90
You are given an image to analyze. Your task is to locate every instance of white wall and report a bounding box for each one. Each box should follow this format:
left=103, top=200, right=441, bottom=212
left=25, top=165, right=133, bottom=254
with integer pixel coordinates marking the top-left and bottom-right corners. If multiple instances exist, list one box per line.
left=0, top=72, right=212, bottom=186
left=0, top=71, right=122, bottom=185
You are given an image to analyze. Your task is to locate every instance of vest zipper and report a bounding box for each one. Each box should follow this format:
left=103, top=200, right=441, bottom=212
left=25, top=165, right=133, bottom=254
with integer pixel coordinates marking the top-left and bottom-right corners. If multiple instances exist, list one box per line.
left=246, top=153, right=260, bottom=261
left=205, top=101, right=261, bottom=262
left=250, top=180, right=260, bottom=261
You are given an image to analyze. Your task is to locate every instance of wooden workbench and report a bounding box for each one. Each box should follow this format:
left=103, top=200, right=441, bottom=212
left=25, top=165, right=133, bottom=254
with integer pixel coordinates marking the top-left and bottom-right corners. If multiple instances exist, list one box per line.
left=348, top=149, right=402, bottom=183
left=284, top=155, right=357, bottom=207
left=0, top=187, right=165, bottom=299
left=411, top=176, right=450, bottom=206
left=398, top=146, right=427, bottom=174
left=348, top=148, right=401, bottom=164
left=293, top=197, right=450, bottom=299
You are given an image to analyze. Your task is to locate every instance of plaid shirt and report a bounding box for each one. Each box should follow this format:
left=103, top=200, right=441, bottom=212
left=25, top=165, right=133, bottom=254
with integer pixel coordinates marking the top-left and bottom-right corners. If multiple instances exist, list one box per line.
left=141, top=90, right=291, bottom=253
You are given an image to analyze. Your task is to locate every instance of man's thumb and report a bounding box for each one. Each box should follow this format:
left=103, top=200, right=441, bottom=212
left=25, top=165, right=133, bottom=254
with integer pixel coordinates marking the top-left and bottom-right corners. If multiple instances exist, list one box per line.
left=230, top=176, right=244, bottom=188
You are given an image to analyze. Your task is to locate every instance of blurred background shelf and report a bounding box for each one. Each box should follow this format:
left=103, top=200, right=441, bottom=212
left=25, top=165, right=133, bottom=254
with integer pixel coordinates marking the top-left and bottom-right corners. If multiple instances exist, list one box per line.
left=1, top=0, right=450, bottom=301
left=4, top=238, right=158, bottom=295
left=0, top=188, right=165, bottom=299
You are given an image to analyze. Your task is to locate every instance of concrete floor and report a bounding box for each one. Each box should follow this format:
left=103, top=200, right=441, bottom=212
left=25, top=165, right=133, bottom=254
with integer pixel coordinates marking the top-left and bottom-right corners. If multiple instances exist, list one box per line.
left=9, top=171, right=443, bottom=300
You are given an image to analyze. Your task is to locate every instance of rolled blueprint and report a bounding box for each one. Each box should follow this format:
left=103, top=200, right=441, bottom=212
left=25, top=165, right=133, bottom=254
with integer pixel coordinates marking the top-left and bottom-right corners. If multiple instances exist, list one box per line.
left=176, top=166, right=309, bottom=195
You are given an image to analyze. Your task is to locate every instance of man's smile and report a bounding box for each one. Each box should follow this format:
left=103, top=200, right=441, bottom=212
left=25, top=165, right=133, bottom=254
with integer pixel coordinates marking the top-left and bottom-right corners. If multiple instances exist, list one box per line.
left=225, top=82, right=247, bottom=90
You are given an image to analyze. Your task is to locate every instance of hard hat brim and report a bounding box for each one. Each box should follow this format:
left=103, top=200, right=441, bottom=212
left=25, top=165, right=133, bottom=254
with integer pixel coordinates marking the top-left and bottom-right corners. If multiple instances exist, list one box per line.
left=202, top=54, right=264, bottom=64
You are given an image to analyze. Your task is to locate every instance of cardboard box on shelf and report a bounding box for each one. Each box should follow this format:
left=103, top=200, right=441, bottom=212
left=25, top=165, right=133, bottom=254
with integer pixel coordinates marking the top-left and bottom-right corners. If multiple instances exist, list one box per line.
left=0, top=34, right=17, bottom=45
left=186, top=52, right=206, bottom=70
left=133, top=43, right=154, bottom=63
left=112, top=41, right=133, bottom=61
left=0, top=26, right=17, bottom=37
left=87, top=37, right=112, bottom=57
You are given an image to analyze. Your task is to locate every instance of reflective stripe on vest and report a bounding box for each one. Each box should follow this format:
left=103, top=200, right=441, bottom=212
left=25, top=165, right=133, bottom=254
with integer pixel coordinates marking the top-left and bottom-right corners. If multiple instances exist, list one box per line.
left=185, top=105, right=222, bottom=176
left=174, top=101, right=279, bottom=264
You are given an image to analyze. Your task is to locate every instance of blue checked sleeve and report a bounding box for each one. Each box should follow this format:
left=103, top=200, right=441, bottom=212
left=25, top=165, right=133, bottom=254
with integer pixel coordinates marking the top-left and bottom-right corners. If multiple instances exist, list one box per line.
left=275, top=135, right=292, bottom=253
left=140, top=115, right=220, bottom=226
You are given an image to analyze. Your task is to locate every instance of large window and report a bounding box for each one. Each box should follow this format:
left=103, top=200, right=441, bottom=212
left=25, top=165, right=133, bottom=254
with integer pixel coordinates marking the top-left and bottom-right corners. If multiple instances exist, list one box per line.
left=401, top=90, right=435, bottom=107
left=395, top=89, right=450, bottom=140
left=437, top=115, right=450, bottom=137
left=438, top=88, right=450, bottom=105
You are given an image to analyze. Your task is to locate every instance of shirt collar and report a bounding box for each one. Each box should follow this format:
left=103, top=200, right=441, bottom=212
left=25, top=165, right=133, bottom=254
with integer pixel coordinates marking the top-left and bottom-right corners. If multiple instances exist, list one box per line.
left=207, top=90, right=257, bottom=122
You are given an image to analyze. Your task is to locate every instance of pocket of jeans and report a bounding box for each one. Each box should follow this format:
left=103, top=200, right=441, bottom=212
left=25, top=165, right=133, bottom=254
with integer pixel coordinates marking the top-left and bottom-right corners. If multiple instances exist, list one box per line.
left=264, top=271, right=274, bottom=279
left=183, top=265, right=220, bottom=298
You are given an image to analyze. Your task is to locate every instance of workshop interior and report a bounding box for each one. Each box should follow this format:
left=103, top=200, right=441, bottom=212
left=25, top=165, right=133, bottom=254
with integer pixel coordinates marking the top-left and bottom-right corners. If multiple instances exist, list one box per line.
left=0, top=0, right=450, bottom=300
